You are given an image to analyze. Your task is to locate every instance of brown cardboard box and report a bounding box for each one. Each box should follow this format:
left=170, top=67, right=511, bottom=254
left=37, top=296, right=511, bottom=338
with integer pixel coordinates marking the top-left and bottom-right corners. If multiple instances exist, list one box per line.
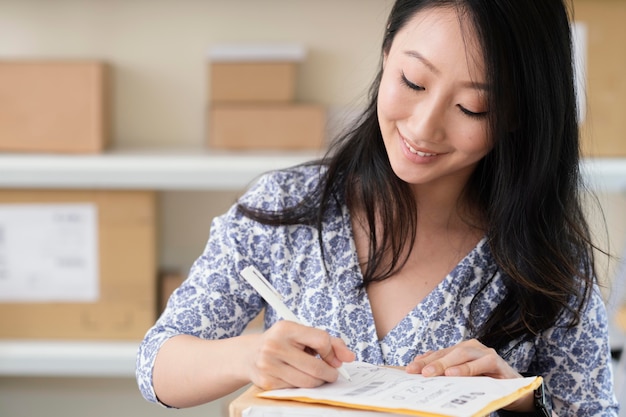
left=210, top=62, right=298, bottom=103
left=158, top=270, right=185, bottom=314
left=209, top=104, right=326, bottom=150
left=0, top=190, right=156, bottom=340
left=0, top=61, right=110, bottom=154
left=573, top=1, right=626, bottom=156
left=229, top=385, right=338, bottom=417
left=208, top=43, right=305, bottom=103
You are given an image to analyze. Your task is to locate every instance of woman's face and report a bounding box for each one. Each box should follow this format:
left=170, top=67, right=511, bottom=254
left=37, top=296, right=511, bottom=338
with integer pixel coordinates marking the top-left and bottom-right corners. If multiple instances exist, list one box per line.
left=378, top=6, right=491, bottom=194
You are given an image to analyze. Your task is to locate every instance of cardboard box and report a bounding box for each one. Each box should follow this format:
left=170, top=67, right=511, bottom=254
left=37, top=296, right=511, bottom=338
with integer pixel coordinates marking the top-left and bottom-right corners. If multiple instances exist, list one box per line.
left=0, top=190, right=156, bottom=340
left=229, top=385, right=339, bottom=417
left=210, top=62, right=298, bottom=103
left=208, top=43, right=305, bottom=103
left=209, top=104, right=326, bottom=150
left=0, top=60, right=110, bottom=153
left=158, top=270, right=185, bottom=314
left=573, top=1, right=626, bottom=156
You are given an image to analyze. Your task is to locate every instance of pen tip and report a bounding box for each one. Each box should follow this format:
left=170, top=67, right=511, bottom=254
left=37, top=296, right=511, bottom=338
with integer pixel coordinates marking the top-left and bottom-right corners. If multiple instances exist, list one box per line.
left=338, top=368, right=351, bottom=381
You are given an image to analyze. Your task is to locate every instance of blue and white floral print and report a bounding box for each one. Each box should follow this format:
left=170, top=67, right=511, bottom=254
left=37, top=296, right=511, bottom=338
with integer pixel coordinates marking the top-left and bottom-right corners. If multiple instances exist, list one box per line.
left=136, top=165, right=618, bottom=416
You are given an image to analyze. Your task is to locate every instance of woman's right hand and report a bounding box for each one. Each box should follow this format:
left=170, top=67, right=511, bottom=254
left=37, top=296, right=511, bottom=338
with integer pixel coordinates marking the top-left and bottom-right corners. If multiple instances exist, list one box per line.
left=247, top=320, right=355, bottom=390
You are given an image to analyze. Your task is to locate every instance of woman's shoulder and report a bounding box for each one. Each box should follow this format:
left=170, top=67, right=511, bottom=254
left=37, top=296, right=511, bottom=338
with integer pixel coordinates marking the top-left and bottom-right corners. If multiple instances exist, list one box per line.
left=238, top=163, right=326, bottom=210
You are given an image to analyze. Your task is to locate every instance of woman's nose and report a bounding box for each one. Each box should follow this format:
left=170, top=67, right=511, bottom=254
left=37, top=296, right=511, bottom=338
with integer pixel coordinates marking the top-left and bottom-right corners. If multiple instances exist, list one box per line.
left=406, top=97, right=446, bottom=143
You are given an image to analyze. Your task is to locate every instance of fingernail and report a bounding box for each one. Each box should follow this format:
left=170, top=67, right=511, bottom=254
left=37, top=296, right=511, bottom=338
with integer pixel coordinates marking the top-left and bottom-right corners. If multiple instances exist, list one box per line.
left=446, top=367, right=460, bottom=376
left=422, top=366, right=435, bottom=376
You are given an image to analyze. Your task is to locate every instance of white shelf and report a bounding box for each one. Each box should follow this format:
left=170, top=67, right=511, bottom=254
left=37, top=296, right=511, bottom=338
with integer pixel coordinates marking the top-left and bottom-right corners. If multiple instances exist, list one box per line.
left=0, top=340, right=139, bottom=377
left=580, top=158, right=626, bottom=193
left=0, top=330, right=262, bottom=377
left=0, top=147, right=321, bottom=191
left=0, top=148, right=623, bottom=192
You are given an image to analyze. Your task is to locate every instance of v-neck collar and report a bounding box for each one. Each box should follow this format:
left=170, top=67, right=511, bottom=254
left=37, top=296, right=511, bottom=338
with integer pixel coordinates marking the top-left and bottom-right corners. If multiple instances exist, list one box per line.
left=377, top=236, right=488, bottom=342
left=336, top=202, right=489, bottom=363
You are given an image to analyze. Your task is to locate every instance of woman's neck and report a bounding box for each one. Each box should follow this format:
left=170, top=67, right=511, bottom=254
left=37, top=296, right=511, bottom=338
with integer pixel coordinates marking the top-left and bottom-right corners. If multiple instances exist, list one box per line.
left=410, top=180, right=484, bottom=235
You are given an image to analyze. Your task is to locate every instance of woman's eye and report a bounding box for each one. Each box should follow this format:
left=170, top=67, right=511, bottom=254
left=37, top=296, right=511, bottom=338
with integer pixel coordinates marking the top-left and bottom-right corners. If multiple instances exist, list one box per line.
left=401, top=72, right=424, bottom=91
left=458, top=105, right=488, bottom=119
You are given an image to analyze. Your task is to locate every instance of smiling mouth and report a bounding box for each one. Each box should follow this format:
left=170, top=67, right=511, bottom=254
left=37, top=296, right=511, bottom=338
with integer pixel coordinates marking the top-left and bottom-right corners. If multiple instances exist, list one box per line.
left=403, top=139, right=438, bottom=157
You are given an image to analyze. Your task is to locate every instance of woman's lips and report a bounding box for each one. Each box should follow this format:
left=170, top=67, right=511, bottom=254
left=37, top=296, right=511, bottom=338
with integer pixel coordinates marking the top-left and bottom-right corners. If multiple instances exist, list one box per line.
left=403, top=139, right=438, bottom=157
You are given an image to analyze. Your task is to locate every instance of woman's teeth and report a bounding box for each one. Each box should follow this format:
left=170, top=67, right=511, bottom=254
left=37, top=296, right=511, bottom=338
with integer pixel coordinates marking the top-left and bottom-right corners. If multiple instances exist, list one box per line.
left=404, top=140, right=437, bottom=156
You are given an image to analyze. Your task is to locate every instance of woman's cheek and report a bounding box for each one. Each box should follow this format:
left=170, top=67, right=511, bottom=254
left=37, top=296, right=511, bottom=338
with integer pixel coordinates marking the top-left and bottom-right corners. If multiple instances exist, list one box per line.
left=378, top=78, right=410, bottom=122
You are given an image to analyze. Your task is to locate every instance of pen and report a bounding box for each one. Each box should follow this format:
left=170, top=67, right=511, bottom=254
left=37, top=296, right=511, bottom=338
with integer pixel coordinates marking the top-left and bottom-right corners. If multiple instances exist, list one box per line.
left=240, top=265, right=351, bottom=381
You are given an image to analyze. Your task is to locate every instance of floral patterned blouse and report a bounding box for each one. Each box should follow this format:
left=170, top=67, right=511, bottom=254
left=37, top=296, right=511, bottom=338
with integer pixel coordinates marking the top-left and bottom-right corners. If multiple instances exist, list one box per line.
left=136, top=165, right=619, bottom=416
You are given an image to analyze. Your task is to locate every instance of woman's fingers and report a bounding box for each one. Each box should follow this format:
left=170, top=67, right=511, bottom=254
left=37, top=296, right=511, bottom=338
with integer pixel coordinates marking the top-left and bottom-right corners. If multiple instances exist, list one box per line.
left=407, top=339, right=520, bottom=379
left=406, top=340, right=535, bottom=413
left=329, top=335, right=357, bottom=365
left=249, top=320, right=354, bottom=390
left=407, top=346, right=452, bottom=374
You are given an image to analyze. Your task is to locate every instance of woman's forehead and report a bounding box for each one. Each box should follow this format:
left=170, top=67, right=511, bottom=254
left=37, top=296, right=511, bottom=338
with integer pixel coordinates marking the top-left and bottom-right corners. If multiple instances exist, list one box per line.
left=389, top=7, right=486, bottom=81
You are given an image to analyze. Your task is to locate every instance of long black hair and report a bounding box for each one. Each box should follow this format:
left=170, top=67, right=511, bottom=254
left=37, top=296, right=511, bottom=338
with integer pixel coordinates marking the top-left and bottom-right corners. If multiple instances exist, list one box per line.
left=238, top=0, right=597, bottom=350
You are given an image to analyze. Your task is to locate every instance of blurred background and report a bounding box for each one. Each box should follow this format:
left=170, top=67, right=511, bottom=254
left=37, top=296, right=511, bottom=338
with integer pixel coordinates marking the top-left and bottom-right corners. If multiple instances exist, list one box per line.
left=0, top=1, right=624, bottom=416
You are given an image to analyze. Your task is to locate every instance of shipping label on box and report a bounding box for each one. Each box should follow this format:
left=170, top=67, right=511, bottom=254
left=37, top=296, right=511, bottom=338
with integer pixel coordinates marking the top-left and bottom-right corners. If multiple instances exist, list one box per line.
left=0, top=203, right=99, bottom=302
left=0, top=190, right=156, bottom=340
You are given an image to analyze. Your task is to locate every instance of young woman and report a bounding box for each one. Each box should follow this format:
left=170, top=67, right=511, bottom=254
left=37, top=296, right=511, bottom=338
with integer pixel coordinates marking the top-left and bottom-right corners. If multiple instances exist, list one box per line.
left=137, top=1, right=619, bottom=415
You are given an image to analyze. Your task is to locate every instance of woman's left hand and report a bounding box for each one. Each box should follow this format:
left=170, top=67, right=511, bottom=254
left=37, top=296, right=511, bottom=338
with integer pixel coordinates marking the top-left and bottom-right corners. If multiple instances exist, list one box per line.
left=406, top=339, right=536, bottom=413
left=406, top=338, right=518, bottom=378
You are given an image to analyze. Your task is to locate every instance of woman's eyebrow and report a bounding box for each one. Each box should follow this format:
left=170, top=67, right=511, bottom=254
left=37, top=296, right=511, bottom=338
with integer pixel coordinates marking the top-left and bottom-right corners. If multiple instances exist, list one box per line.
left=404, top=49, right=489, bottom=91
left=404, top=50, right=440, bottom=75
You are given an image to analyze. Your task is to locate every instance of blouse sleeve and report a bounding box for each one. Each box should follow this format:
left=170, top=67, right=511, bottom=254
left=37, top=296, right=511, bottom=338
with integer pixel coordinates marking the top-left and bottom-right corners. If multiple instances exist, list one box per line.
left=134, top=169, right=304, bottom=405
left=533, top=286, right=619, bottom=416
left=134, top=205, right=261, bottom=404
left=136, top=165, right=320, bottom=402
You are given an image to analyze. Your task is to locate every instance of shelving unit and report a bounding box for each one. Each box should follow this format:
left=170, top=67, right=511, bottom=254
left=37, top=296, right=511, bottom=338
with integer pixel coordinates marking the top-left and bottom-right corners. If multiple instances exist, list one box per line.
left=0, top=148, right=624, bottom=378
left=0, top=148, right=623, bottom=191
left=0, top=147, right=321, bottom=190
left=580, top=158, right=626, bottom=193
left=0, top=147, right=320, bottom=378
left=0, top=340, right=139, bottom=377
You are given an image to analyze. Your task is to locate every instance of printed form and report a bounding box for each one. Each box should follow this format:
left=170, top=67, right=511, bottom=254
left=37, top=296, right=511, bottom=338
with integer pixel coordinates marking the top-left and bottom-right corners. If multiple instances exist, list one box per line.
left=256, top=361, right=539, bottom=417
